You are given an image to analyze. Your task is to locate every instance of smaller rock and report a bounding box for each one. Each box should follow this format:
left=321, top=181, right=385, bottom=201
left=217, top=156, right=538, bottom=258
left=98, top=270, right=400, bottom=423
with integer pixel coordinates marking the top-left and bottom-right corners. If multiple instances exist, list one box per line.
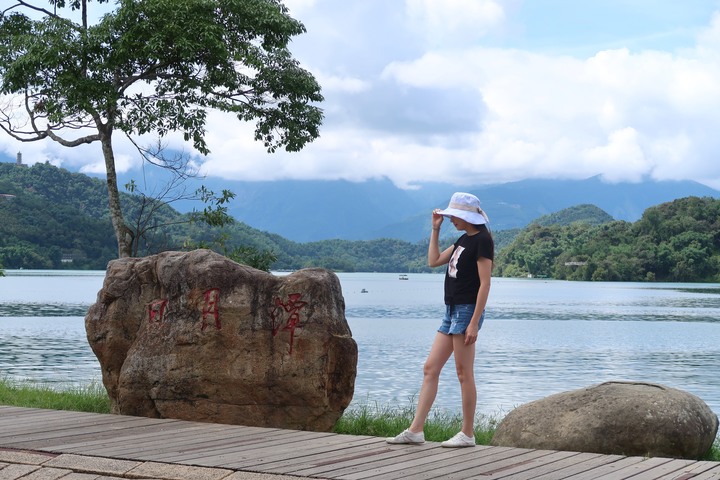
left=491, top=381, right=719, bottom=459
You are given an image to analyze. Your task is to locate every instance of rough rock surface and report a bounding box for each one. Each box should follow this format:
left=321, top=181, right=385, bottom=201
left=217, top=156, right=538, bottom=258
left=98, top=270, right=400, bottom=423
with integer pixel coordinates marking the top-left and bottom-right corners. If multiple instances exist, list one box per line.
left=85, top=249, right=358, bottom=432
left=491, top=381, right=718, bottom=459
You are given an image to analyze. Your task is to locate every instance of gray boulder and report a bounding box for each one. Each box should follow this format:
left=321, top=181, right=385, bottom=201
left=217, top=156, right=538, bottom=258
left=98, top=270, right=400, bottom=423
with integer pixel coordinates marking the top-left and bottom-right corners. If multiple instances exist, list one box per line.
left=85, top=249, right=358, bottom=432
left=491, top=381, right=718, bottom=459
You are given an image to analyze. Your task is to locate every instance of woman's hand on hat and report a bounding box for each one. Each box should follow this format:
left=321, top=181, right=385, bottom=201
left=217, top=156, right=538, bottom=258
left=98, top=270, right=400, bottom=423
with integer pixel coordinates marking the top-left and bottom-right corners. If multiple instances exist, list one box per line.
left=431, top=209, right=444, bottom=230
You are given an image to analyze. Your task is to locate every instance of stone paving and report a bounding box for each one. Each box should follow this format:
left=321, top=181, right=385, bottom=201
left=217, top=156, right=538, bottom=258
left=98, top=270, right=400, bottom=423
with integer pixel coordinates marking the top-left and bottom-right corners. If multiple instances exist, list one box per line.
left=0, top=449, right=299, bottom=480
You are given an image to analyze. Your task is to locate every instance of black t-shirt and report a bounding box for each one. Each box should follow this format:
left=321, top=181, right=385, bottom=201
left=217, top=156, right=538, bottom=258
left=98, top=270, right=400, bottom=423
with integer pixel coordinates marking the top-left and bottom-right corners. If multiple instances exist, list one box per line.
left=444, top=226, right=494, bottom=305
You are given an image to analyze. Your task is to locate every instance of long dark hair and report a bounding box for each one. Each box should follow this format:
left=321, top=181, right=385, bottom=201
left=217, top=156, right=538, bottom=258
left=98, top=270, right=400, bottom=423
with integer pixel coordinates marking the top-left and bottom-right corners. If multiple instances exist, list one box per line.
left=473, top=223, right=495, bottom=261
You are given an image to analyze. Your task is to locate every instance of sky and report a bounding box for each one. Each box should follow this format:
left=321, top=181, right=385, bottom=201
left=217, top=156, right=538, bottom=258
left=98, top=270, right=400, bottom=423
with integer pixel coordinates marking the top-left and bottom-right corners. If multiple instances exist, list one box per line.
left=3, top=0, right=720, bottom=189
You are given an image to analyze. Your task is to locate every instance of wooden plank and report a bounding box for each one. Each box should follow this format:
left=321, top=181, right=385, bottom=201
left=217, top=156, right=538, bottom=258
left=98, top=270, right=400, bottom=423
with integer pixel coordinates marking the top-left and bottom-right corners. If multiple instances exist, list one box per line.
left=341, top=447, right=551, bottom=480
left=296, top=443, right=480, bottom=479
left=238, top=437, right=406, bottom=472
left=525, top=452, right=629, bottom=480
left=0, top=410, right=117, bottom=433
left=658, top=461, right=720, bottom=480
left=288, top=446, right=440, bottom=479
left=309, top=445, right=519, bottom=480
left=168, top=430, right=354, bottom=468
left=562, top=456, right=654, bottom=479
left=686, top=463, right=720, bottom=480
left=46, top=424, right=239, bottom=455
left=0, top=418, right=188, bottom=449
left=484, top=450, right=595, bottom=479
left=194, top=434, right=382, bottom=470
left=246, top=442, right=443, bottom=478
left=587, top=456, right=677, bottom=480
left=117, top=428, right=330, bottom=462
left=620, top=458, right=699, bottom=480
left=29, top=421, right=211, bottom=451
left=1, top=407, right=719, bottom=480
left=0, top=407, right=133, bottom=426
left=0, top=406, right=34, bottom=413
left=62, top=425, right=301, bottom=459
left=441, top=449, right=566, bottom=479
left=2, top=414, right=184, bottom=439
left=0, top=409, right=170, bottom=440
left=392, top=448, right=555, bottom=480
left=122, top=425, right=295, bottom=461
left=176, top=440, right=393, bottom=472
left=142, top=434, right=304, bottom=463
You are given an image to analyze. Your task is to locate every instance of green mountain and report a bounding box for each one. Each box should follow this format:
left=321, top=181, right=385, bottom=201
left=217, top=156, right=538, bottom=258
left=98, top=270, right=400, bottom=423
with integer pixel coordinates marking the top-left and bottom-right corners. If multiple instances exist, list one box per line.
left=496, top=196, right=720, bottom=282
left=0, top=162, right=430, bottom=272
left=195, top=176, right=720, bottom=242
left=0, top=162, right=116, bottom=269
left=2, top=162, right=718, bottom=281
left=532, top=204, right=614, bottom=226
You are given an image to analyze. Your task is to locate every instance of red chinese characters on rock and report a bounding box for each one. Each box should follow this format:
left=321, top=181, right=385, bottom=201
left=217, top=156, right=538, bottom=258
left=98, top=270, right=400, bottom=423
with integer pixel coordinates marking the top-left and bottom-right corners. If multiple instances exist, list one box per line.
left=270, top=293, right=308, bottom=354
left=148, top=299, right=168, bottom=324
left=146, top=289, right=221, bottom=331
left=201, top=288, right=221, bottom=331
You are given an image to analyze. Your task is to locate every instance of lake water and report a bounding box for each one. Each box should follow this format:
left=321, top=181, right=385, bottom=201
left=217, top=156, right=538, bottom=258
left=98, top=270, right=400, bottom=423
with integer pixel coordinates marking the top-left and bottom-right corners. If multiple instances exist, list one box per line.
left=1, top=270, right=719, bottom=419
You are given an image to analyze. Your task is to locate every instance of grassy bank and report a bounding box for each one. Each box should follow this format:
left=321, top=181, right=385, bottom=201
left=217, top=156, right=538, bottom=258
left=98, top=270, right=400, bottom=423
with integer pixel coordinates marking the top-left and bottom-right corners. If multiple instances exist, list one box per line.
left=1, top=378, right=717, bottom=461
left=0, top=378, right=110, bottom=413
left=334, top=400, right=498, bottom=445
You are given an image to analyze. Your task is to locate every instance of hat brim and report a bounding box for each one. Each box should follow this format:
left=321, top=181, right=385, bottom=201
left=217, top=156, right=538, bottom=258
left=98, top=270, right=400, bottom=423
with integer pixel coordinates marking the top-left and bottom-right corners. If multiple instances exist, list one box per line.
left=437, top=207, right=487, bottom=225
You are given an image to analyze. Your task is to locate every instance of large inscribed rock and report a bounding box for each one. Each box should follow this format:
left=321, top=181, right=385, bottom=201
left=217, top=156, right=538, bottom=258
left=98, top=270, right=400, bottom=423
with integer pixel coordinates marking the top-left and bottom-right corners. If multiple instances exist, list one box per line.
left=85, top=250, right=357, bottom=432
left=491, top=381, right=718, bottom=459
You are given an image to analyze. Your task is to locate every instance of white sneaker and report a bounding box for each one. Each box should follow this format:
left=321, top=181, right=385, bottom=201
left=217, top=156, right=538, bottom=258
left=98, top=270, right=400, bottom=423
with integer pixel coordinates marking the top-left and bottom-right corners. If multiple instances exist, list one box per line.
left=386, top=429, right=425, bottom=445
left=441, top=432, right=476, bottom=448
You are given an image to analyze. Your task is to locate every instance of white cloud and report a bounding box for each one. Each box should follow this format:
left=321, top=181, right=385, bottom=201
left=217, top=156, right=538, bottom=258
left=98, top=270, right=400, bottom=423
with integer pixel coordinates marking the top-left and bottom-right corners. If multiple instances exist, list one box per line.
left=314, top=72, right=370, bottom=94
left=405, top=0, right=506, bottom=47
left=584, top=128, right=648, bottom=183
left=377, top=30, right=720, bottom=186
left=3, top=1, right=720, bottom=191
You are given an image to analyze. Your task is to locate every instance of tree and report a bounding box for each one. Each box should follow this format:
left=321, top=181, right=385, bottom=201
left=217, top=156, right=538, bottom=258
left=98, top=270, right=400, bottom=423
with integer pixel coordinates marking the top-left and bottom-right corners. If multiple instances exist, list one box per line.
left=0, top=0, right=323, bottom=258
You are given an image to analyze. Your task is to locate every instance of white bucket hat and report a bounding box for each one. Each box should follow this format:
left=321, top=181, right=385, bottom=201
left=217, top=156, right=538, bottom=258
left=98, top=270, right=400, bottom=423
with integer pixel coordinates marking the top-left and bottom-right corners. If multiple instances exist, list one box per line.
left=437, top=192, right=489, bottom=225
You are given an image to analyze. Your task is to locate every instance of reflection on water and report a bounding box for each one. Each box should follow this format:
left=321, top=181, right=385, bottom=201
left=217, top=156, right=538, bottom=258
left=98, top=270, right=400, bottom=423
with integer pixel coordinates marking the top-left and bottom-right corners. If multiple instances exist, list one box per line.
left=0, top=303, right=91, bottom=317
left=351, top=316, right=720, bottom=417
left=1, top=271, right=719, bottom=418
left=0, top=316, right=101, bottom=387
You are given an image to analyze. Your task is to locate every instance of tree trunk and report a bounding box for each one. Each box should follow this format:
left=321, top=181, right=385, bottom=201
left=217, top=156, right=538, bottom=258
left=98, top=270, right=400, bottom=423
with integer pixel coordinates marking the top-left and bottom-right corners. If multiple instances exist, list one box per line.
left=100, top=132, right=133, bottom=258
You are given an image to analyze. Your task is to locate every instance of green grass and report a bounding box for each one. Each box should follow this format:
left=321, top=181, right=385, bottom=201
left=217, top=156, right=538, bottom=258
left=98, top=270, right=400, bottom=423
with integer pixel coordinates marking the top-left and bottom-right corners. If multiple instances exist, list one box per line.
left=333, top=398, right=499, bottom=445
left=1, top=378, right=717, bottom=461
left=708, top=441, right=720, bottom=462
left=0, top=378, right=111, bottom=414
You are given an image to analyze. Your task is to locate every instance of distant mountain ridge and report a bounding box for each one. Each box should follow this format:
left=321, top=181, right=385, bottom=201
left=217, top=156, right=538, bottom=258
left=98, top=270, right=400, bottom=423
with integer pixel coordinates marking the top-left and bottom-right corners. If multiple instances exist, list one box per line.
left=2, top=155, right=718, bottom=243
left=200, top=176, right=720, bottom=242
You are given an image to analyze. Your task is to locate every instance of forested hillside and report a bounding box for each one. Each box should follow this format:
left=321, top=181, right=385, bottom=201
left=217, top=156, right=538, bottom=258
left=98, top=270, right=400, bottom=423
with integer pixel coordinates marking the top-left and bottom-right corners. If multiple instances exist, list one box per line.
left=0, top=162, right=430, bottom=272
left=0, top=162, right=116, bottom=269
left=2, top=162, right=719, bottom=281
left=496, top=196, right=720, bottom=282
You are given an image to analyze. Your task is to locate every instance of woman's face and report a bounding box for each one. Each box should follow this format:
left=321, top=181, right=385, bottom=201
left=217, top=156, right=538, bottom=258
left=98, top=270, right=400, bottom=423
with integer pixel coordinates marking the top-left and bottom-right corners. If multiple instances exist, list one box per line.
left=450, top=216, right=469, bottom=230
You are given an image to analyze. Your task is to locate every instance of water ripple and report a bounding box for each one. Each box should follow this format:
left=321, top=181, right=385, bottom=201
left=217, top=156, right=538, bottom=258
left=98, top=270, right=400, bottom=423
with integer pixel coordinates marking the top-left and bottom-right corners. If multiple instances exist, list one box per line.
left=0, top=303, right=91, bottom=317
left=1, top=274, right=719, bottom=418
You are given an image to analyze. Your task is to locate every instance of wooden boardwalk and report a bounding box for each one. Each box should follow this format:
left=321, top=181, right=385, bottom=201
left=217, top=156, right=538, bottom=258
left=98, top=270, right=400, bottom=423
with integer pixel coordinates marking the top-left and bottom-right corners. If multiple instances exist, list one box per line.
left=1, top=405, right=718, bottom=479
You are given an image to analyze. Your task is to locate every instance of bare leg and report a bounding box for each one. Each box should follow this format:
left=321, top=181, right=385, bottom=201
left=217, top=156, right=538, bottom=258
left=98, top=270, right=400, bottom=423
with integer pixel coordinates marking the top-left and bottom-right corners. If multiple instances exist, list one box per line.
left=452, top=335, right=477, bottom=436
left=408, top=332, right=454, bottom=432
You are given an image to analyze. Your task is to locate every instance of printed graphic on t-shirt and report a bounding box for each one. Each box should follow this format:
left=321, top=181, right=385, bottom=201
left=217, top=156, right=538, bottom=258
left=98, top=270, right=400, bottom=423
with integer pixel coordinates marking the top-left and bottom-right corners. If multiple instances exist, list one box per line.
left=448, top=246, right=465, bottom=278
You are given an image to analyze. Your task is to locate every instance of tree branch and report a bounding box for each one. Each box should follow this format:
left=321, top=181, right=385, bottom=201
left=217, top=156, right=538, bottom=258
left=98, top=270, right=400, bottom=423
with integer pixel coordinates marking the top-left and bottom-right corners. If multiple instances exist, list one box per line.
left=11, top=1, right=59, bottom=17
left=4, top=1, right=82, bottom=31
left=124, top=134, right=199, bottom=180
left=45, top=128, right=100, bottom=146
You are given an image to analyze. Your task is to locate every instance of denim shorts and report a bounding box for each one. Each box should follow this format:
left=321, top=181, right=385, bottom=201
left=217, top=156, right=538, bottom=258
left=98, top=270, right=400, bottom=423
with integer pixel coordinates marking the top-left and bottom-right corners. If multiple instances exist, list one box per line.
left=438, top=304, right=485, bottom=335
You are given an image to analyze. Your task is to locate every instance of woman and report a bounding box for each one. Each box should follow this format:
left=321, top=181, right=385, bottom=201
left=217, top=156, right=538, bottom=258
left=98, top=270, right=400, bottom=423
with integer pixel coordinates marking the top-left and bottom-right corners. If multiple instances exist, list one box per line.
left=387, top=192, right=494, bottom=448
